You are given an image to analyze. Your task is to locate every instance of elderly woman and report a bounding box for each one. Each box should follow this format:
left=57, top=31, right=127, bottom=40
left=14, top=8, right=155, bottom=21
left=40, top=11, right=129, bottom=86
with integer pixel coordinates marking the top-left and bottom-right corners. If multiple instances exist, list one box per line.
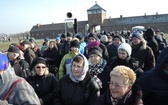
left=53, top=54, right=100, bottom=105
left=26, top=57, right=58, bottom=105
left=94, top=65, right=143, bottom=105
left=88, top=46, right=111, bottom=95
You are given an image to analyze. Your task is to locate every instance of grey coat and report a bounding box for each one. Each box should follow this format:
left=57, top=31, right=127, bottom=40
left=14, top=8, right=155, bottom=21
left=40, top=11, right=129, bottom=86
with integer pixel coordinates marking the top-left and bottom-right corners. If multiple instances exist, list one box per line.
left=0, top=68, right=40, bottom=105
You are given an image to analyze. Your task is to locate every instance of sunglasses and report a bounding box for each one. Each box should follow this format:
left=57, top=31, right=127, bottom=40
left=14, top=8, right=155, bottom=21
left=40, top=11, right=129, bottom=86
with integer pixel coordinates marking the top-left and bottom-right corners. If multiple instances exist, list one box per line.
left=36, top=66, right=46, bottom=69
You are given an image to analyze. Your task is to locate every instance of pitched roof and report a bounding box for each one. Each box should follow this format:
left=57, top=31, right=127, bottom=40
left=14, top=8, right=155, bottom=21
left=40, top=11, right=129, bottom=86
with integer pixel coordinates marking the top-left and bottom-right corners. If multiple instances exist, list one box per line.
left=30, top=21, right=88, bottom=32
left=103, top=14, right=168, bottom=26
left=87, top=3, right=106, bottom=11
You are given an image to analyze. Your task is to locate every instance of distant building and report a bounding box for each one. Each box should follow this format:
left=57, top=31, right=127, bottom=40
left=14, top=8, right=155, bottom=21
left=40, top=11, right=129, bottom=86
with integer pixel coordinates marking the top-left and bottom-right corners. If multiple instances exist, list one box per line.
left=30, top=3, right=168, bottom=39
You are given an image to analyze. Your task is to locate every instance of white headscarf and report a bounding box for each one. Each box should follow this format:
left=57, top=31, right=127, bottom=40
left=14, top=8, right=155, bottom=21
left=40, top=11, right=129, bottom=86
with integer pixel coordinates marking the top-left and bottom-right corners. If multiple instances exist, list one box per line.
left=69, top=54, right=89, bottom=83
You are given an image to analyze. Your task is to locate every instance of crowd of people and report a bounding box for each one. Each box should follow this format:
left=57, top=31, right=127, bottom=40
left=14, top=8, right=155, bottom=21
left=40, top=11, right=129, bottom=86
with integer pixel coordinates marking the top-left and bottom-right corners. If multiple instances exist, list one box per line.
left=0, top=28, right=168, bottom=105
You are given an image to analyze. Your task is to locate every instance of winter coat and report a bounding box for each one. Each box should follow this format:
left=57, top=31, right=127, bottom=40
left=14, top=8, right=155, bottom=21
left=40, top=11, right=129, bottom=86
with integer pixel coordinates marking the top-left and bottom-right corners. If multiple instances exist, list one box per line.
left=59, top=51, right=79, bottom=79
left=0, top=68, right=40, bottom=104
left=131, top=41, right=155, bottom=72
left=137, top=53, right=168, bottom=105
left=60, top=41, right=71, bottom=58
left=88, top=59, right=112, bottom=95
left=26, top=73, right=58, bottom=105
left=53, top=72, right=100, bottom=105
left=94, top=84, right=143, bottom=105
left=43, top=47, right=61, bottom=69
left=10, top=59, right=31, bottom=78
left=107, top=43, right=119, bottom=64
left=146, top=37, right=159, bottom=60
left=23, top=47, right=36, bottom=66
left=109, top=56, right=143, bottom=78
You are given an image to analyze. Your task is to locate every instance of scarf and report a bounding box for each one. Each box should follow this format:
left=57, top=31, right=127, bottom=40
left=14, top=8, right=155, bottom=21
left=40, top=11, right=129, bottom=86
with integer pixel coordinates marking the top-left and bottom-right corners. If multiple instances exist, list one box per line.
left=88, top=59, right=107, bottom=76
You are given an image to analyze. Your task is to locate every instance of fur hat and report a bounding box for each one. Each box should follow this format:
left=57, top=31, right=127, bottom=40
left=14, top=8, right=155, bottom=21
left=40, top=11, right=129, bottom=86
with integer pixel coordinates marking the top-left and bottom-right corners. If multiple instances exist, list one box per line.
left=118, top=43, right=132, bottom=56
left=8, top=46, right=20, bottom=53
left=30, top=57, right=47, bottom=70
left=0, top=53, right=10, bottom=71
left=132, top=32, right=142, bottom=40
left=70, top=40, right=79, bottom=48
left=88, top=46, right=103, bottom=57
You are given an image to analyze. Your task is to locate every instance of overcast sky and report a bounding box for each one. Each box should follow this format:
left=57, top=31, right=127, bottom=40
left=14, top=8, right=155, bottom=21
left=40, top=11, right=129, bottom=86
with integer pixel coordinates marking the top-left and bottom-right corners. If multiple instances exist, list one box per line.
left=0, top=0, right=167, bottom=34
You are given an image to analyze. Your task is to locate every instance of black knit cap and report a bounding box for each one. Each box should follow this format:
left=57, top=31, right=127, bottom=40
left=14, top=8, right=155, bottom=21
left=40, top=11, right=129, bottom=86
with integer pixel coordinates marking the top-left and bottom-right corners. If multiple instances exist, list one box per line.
left=88, top=33, right=97, bottom=40
left=70, top=40, right=79, bottom=48
left=30, top=57, right=47, bottom=70
left=61, top=34, right=66, bottom=38
left=67, top=32, right=73, bottom=37
left=88, top=46, right=103, bottom=58
left=8, top=46, right=20, bottom=53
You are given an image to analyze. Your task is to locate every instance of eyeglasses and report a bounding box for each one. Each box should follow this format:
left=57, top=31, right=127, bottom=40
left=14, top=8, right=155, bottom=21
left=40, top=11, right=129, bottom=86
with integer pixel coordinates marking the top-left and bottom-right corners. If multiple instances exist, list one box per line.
left=36, top=66, right=46, bottom=69
left=109, top=81, right=125, bottom=88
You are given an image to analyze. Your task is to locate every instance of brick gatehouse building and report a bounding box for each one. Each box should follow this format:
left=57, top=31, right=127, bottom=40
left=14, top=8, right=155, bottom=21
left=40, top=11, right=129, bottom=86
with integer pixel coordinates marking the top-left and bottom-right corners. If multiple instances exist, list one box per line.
left=30, top=3, right=168, bottom=39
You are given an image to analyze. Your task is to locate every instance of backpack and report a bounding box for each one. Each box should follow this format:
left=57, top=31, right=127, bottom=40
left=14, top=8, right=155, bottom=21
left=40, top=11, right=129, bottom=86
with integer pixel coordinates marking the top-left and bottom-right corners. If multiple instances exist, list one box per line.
left=19, top=60, right=32, bottom=78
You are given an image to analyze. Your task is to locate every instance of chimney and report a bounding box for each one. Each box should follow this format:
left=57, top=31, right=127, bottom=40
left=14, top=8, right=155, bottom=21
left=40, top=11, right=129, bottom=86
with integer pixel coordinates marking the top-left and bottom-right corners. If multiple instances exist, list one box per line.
left=120, top=15, right=123, bottom=20
left=156, top=12, right=158, bottom=15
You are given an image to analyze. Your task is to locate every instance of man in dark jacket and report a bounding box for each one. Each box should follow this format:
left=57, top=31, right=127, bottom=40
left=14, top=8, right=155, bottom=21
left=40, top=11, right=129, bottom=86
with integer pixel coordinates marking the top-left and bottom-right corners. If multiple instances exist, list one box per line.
left=21, top=40, right=36, bottom=66
left=59, top=32, right=73, bottom=58
left=131, top=32, right=155, bottom=72
left=7, top=46, right=31, bottom=78
left=137, top=50, right=168, bottom=105
left=144, top=28, right=159, bottom=60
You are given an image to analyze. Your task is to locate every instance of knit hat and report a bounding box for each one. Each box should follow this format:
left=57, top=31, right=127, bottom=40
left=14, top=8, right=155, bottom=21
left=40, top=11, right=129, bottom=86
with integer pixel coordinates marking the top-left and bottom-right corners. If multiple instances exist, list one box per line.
left=56, top=37, right=61, bottom=41
left=100, top=35, right=108, bottom=42
left=21, top=40, right=31, bottom=45
left=87, top=41, right=100, bottom=50
left=70, top=40, right=79, bottom=48
left=118, top=43, right=132, bottom=56
left=30, top=57, right=47, bottom=70
left=76, top=35, right=83, bottom=40
left=88, top=46, right=103, bottom=58
left=0, top=53, right=10, bottom=71
left=8, top=46, right=20, bottom=53
left=61, top=34, right=66, bottom=38
left=132, top=32, right=142, bottom=40
left=67, top=32, right=73, bottom=37
left=113, top=35, right=122, bottom=42
left=88, top=33, right=97, bottom=40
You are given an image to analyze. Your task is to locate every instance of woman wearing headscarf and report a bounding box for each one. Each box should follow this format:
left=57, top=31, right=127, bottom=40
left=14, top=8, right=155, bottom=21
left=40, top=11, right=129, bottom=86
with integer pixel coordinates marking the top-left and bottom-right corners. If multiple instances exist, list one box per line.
left=53, top=54, right=100, bottom=105
left=26, top=57, right=58, bottom=105
left=94, top=65, right=143, bottom=105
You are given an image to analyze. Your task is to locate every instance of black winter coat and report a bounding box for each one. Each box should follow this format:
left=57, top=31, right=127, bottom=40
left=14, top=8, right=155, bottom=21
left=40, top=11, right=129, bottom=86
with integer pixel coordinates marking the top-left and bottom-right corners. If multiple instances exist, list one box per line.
left=131, top=42, right=155, bottom=72
left=53, top=73, right=100, bottom=105
left=24, top=47, right=36, bottom=66
left=137, top=54, right=168, bottom=105
left=26, top=73, right=58, bottom=105
left=94, top=84, right=143, bottom=105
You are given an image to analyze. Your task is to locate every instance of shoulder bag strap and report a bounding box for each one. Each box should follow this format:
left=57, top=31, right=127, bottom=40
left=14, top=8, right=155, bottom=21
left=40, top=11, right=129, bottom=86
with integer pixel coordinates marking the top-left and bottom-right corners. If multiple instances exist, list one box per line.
left=3, top=78, right=24, bottom=100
